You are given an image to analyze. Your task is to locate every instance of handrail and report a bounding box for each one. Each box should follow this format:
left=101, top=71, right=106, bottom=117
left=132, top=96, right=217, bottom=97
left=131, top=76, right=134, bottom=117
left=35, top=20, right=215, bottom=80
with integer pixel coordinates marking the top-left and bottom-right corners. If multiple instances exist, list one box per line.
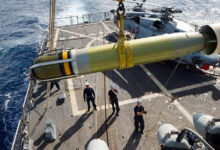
left=55, top=12, right=113, bottom=27
left=11, top=32, right=48, bottom=150
left=11, top=82, right=31, bottom=150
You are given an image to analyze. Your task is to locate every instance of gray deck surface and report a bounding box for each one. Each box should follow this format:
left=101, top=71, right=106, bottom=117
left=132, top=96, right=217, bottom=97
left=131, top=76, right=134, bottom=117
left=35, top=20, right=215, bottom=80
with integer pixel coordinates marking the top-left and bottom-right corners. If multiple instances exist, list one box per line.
left=30, top=21, right=220, bottom=150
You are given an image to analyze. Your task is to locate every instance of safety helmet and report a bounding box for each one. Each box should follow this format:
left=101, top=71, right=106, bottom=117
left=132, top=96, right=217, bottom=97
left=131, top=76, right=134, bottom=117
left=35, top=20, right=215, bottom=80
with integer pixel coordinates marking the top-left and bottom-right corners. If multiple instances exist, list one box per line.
left=137, top=99, right=142, bottom=103
left=85, top=82, right=90, bottom=86
left=110, top=84, right=114, bottom=88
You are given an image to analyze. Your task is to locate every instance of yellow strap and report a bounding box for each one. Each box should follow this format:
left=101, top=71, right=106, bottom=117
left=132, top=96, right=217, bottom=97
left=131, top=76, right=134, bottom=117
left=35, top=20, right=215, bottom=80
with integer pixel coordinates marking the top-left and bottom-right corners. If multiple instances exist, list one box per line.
left=117, top=20, right=120, bottom=29
left=117, top=14, right=126, bottom=69
left=62, top=51, right=71, bottom=75
left=119, top=14, right=124, bottom=32
left=117, top=35, right=126, bottom=69
left=117, top=14, right=134, bottom=69
left=125, top=41, right=134, bottom=68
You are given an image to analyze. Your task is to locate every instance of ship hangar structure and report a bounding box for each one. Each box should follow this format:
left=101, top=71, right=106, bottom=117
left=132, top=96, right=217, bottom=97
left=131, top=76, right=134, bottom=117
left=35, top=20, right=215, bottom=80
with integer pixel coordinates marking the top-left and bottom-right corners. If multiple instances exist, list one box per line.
left=12, top=10, right=220, bottom=150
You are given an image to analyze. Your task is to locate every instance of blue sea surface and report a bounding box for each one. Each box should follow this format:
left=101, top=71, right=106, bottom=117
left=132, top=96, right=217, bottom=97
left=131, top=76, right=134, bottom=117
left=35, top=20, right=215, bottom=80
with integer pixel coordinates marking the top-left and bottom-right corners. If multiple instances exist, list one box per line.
left=0, top=0, right=220, bottom=149
left=0, top=0, right=49, bottom=149
left=0, top=0, right=88, bottom=149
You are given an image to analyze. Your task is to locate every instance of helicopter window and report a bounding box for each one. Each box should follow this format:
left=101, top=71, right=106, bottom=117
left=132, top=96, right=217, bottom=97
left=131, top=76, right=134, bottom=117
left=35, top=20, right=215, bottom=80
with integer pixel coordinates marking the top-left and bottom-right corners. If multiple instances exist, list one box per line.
left=153, top=20, right=163, bottom=29
left=149, top=14, right=158, bottom=18
left=174, top=29, right=180, bottom=32
left=192, top=56, right=202, bottom=65
left=132, top=17, right=140, bottom=24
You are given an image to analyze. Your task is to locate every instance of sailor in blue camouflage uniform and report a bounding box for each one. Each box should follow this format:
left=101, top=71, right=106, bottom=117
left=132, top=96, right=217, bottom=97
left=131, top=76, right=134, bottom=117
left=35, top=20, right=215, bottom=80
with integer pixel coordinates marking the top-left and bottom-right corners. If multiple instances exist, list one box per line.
left=134, top=99, right=147, bottom=134
left=108, top=84, right=120, bottom=116
left=83, top=82, right=97, bottom=112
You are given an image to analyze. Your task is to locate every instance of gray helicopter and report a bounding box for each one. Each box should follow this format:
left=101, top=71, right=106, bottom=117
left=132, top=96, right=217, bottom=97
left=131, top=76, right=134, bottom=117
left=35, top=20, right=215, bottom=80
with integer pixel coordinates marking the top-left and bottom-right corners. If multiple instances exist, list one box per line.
left=112, top=0, right=220, bottom=72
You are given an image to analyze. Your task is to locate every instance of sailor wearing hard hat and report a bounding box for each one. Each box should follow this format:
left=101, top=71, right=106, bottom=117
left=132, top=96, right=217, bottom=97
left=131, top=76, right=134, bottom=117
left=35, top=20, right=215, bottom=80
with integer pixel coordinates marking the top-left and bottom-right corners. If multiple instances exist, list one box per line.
left=134, top=99, right=147, bottom=134
left=83, top=82, right=97, bottom=112
left=108, top=84, right=120, bottom=116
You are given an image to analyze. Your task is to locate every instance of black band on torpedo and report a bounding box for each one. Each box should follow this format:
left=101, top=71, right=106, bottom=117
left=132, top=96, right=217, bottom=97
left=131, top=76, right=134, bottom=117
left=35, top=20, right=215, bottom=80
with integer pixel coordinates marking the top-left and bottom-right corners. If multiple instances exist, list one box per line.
left=58, top=53, right=66, bottom=76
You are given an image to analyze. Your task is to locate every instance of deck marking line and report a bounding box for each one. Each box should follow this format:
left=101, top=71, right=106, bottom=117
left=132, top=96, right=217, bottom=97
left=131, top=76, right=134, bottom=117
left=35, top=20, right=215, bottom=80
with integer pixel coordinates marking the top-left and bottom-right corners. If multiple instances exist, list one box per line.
left=53, top=28, right=60, bottom=48
left=56, top=21, right=113, bottom=29
left=113, top=69, right=128, bottom=84
left=74, top=93, right=163, bottom=116
left=102, top=22, right=117, bottom=40
left=87, top=34, right=109, bottom=48
left=173, top=101, right=193, bottom=124
left=140, top=64, right=173, bottom=98
left=67, top=78, right=79, bottom=116
left=169, top=80, right=216, bottom=94
left=139, top=64, right=193, bottom=125
left=71, top=75, right=215, bottom=118
left=60, top=29, right=104, bottom=42
left=57, top=37, right=85, bottom=41
left=88, top=33, right=96, bottom=36
left=87, top=23, right=113, bottom=48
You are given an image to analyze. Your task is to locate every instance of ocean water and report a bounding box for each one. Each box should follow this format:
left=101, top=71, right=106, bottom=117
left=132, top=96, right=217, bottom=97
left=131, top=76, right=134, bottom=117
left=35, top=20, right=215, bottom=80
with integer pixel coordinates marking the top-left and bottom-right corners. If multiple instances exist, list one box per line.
left=0, top=0, right=89, bottom=149
left=0, top=0, right=220, bottom=149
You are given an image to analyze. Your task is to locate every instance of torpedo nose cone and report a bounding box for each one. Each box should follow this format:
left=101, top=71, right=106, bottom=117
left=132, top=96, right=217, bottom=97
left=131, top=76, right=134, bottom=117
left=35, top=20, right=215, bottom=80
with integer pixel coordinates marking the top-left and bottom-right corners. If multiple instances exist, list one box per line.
left=157, top=123, right=190, bottom=150
left=193, top=113, right=213, bottom=137
left=193, top=113, right=220, bottom=149
left=157, top=123, right=178, bottom=143
left=87, top=139, right=109, bottom=150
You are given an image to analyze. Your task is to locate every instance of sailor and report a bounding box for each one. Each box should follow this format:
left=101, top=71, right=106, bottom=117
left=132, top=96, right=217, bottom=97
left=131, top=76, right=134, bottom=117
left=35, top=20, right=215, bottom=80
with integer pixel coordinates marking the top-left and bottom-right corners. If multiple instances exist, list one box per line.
left=108, top=84, right=120, bottom=116
left=186, top=132, right=195, bottom=146
left=134, top=99, right=146, bottom=134
left=83, top=82, right=97, bottom=112
left=50, top=80, right=60, bottom=91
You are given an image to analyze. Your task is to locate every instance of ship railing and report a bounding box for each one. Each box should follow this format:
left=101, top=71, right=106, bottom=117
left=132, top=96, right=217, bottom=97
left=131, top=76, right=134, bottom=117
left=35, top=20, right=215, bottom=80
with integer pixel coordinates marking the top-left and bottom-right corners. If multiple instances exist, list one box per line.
left=11, top=32, right=48, bottom=150
left=55, top=11, right=113, bottom=27
left=11, top=82, right=32, bottom=150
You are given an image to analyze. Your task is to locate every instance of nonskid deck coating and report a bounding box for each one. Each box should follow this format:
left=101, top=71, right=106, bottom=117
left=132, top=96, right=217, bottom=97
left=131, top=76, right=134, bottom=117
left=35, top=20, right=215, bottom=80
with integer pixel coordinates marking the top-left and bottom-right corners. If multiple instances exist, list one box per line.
left=29, top=21, right=220, bottom=150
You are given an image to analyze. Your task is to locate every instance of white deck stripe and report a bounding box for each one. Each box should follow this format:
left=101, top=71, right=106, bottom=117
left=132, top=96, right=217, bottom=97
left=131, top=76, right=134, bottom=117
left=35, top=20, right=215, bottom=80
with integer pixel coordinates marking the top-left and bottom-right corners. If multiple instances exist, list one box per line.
left=72, top=77, right=215, bottom=116
left=67, top=78, right=79, bottom=116
left=57, top=21, right=112, bottom=28
left=86, top=34, right=109, bottom=48
left=101, top=22, right=112, bottom=33
left=53, top=28, right=60, bottom=48
left=169, top=80, right=216, bottom=94
left=68, top=65, right=215, bottom=123
left=86, top=23, right=115, bottom=48
left=60, top=29, right=104, bottom=42
left=173, top=101, right=193, bottom=124
left=101, top=22, right=118, bottom=40
left=88, top=33, right=96, bottom=36
left=139, top=64, right=193, bottom=125
left=68, top=65, right=215, bottom=117
left=113, top=69, right=128, bottom=84
left=140, top=64, right=173, bottom=98
left=75, top=93, right=164, bottom=116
